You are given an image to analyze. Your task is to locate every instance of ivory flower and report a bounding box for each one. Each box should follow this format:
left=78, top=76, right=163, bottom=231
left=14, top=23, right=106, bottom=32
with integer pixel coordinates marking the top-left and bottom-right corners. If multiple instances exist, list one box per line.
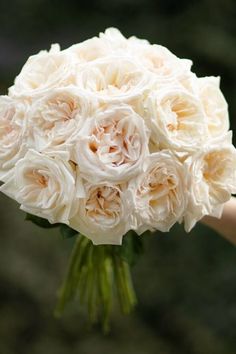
left=145, top=87, right=208, bottom=151
left=76, top=56, right=152, bottom=103
left=74, top=105, right=150, bottom=183
left=184, top=133, right=236, bottom=231
left=198, top=76, right=229, bottom=137
left=0, top=150, right=81, bottom=224
left=0, top=96, right=28, bottom=181
left=129, top=151, right=187, bottom=233
left=70, top=182, right=130, bottom=245
left=9, top=44, right=76, bottom=97
left=28, top=87, right=95, bottom=160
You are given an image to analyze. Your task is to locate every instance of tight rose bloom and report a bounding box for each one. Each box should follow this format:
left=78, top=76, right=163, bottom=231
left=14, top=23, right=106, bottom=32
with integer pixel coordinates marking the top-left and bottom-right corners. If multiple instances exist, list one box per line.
left=129, top=151, right=187, bottom=233
left=198, top=76, right=229, bottom=138
left=9, top=44, right=76, bottom=98
left=0, top=96, right=28, bottom=181
left=0, top=150, right=80, bottom=224
left=74, top=105, right=150, bottom=183
left=184, top=133, right=236, bottom=231
left=70, top=183, right=131, bottom=245
left=28, top=88, right=94, bottom=160
left=145, top=87, right=208, bottom=152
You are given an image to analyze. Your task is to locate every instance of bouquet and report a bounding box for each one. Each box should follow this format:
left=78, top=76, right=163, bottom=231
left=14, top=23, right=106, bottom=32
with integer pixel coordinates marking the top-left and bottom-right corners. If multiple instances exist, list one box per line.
left=1, top=28, right=235, bottom=330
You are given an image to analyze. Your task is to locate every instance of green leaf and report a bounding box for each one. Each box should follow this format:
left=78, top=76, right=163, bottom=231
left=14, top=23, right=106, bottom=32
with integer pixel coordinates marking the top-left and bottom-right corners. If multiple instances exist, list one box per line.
left=60, top=224, right=78, bottom=239
left=115, top=230, right=144, bottom=266
left=25, top=213, right=60, bottom=229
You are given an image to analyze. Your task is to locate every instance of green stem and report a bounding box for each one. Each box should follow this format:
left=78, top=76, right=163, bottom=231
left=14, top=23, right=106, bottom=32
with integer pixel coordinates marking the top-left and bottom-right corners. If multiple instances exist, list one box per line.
left=113, top=254, right=137, bottom=314
left=54, top=235, right=88, bottom=316
left=55, top=234, right=138, bottom=331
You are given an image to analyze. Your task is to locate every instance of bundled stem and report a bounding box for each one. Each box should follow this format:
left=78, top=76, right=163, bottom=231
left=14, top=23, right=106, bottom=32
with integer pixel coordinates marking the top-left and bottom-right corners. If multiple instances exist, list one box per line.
left=55, top=234, right=138, bottom=332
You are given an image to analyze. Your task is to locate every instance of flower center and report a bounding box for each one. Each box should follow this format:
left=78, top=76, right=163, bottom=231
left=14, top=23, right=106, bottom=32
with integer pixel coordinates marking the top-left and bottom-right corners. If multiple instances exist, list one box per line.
left=85, top=186, right=121, bottom=221
left=26, top=169, right=49, bottom=188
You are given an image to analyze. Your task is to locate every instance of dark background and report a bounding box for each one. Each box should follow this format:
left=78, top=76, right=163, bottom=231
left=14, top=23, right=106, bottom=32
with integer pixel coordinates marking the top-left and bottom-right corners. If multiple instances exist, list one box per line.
left=0, top=1, right=236, bottom=353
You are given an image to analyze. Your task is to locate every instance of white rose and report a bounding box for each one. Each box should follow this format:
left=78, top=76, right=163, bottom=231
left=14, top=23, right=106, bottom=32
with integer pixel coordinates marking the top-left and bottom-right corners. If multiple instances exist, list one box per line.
left=0, top=149, right=83, bottom=224
left=184, top=133, right=236, bottom=231
left=69, top=182, right=131, bottom=245
left=128, top=41, right=192, bottom=84
left=145, top=87, right=208, bottom=152
left=129, top=151, right=187, bottom=233
left=9, top=44, right=76, bottom=98
left=66, top=36, right=111, bottom=62
left=100, top=28, right=193, bottom=85
left=198, top=76, right=229, bottom=137
left=99, top=27, right=129, bottom=52
left=74, top=105, right=150, bottom=183
left=28, top=87, right=95, bottom=160
left=0, top=96, right=28, bottom=181
left=75, top=56, right=152, bottom=103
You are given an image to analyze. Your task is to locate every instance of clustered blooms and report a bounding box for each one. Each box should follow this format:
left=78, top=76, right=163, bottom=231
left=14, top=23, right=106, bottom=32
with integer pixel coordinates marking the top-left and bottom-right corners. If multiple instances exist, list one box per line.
left=0, top=28, right=236, bottom=245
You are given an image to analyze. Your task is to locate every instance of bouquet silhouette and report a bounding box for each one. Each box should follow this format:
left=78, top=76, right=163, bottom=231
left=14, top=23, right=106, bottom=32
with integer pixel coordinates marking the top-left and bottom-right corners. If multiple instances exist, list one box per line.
left=0, top=28, right=235, bottom=331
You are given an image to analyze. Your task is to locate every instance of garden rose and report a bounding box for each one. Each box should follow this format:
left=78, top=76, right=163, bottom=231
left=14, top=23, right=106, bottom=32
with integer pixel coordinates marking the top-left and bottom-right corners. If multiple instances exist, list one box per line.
left=75, top=56, right=152, bottom=103
left=74, top=105, right=150, bottom=183
left=28, top=87, right=95, bottom=160
left=0, top=149, right=82, bottom=224
left=129, top=151, right=187, bottom=233
left=184, top=133, right=236, bottom=231
left=198, top=76, right=229, bottom=137
left=9, top=44, right=76, bottom=98
left=145, top=87, right=208, bottom=152
left=0, top=96, right=28, bottom=181
left=70, top=182, right=130, bottom=245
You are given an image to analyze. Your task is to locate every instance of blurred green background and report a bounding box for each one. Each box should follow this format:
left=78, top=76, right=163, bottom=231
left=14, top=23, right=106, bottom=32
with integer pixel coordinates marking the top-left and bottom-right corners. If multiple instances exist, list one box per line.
left=1, top=0, right=236, bottom=353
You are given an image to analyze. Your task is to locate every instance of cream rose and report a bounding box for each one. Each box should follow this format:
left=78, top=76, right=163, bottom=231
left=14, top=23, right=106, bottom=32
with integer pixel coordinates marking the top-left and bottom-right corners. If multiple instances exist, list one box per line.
left=0, top=96, right=28, bottom=181
left=99, top=28, right=192, bottom=84
left=75, top=56, right=152, bottom=103
left=9, top=44, right=76, bottom=98
left=129, top=151, right=187, bottom=233
left=129, top=42, right=192, bottom=85
left=184, top=133, right=236, bottom=231
left=69, top=182, right=130, bottom=245
left=0, top=149, right=82, bottom=224
left=198, top=76, right=229, bottom=137
left=74, top=105, right=150, bottom=183
left=28, top=87, right=95, bottom=160
left=145, top=87, right=208, bottom=152
left=99, top=27, right=130, bottom=52
left=66, top=36, right=111, bottom=62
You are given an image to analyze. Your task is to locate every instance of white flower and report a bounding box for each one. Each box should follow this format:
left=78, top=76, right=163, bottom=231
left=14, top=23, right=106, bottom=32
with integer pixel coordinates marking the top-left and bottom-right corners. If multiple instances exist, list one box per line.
left=99, top=27, right=129, bottom=52
left=9, top=44, right=76, bottom=98
left=145, top=87, right=208, bottom=152
left=28, top=87, right=95, bottom=160
left=128, top=41, right=192, bottom=84
left=69, top=182, right=130, bottom=245
left=198, top=76, right=229, bottom=137
left=129, top=151, right=187, bottom=233
left=0, top=96, right=28, bottom=181
left=74, top=105, right=150, bottom=183
left=75, top=56, right=152, bottom=103
left=0, top=149, right=83, bottom=224
left=184, top=133, right=236, bottom=231
left=99, top=28, right=193, bottom=85
left=66, top=36, right=111, bottom=62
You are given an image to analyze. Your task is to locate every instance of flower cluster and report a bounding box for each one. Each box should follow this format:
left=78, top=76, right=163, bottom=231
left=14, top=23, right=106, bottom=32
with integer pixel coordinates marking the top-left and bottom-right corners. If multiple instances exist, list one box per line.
left=1, top=28, right=236, bottom=245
